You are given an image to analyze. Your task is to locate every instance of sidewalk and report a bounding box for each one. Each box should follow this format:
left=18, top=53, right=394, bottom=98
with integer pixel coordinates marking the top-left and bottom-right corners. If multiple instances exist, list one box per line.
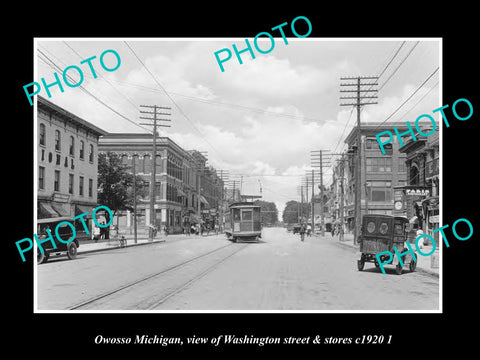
left=76, top=232, right=221, bottom=255
left=316, top=232, right=439, bottom=277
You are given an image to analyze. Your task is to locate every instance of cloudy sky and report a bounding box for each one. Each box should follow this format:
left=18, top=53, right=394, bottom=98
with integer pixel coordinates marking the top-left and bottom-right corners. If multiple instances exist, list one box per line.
left=35, top=38, right=440, bottom=214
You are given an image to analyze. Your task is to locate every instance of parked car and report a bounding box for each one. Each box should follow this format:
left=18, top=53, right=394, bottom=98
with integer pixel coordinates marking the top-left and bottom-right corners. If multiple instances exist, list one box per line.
left=37, top=217, right=80, bottom=264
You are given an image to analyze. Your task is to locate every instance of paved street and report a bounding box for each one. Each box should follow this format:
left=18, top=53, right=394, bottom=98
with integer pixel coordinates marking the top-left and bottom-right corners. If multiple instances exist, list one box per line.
left=37, top=227, right=439, bottom=311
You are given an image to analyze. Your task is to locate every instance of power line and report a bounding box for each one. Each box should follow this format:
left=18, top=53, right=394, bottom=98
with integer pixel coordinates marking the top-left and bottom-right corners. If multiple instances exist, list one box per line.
left=378, top=41, right=420, bottom=92
left=373, top=66, right=439, bottom=130
left=123, top=41, right=224, bottom=161
left=37, top=48, right=150, bottom=134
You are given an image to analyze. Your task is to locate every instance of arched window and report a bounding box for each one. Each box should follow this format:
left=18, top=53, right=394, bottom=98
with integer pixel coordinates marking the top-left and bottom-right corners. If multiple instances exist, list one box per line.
left=143, top=154, right=151, bottom=174
left=39, top=123, right=46, bottom=146
left=121, top=154, right=130, bottom=167
left=55, top=130, right=61, bottom=151
left=89, top=144, right=94, bottom=162
left=79, top=140, right=85, bottom=159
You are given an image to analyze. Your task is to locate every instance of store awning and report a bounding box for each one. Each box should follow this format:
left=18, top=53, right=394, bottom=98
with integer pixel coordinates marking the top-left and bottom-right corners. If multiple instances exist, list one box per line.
left=51, top=203, right=70, bottom=217
left=38, top=203, right=60, bottom=218
left=199, top=195, right=209, bottom=206
left=75, top=204, right=94, bottom=217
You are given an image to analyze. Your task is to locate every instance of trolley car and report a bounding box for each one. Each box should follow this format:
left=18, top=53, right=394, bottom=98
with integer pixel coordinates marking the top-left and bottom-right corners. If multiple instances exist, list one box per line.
left=224, top=202, right=262, bottom=242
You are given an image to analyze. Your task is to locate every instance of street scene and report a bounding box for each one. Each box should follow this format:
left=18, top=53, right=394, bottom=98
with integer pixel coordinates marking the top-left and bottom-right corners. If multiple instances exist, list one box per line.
left=37, top=228, right=438, bottom=311
left=34, top=38, right=441, bottom=311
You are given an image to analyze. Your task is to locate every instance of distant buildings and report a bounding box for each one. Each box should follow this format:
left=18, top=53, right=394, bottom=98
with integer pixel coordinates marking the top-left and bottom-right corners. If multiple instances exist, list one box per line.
left=37, top=96, right=107, bottom=232
left=98, top=133, right=224, bottom=234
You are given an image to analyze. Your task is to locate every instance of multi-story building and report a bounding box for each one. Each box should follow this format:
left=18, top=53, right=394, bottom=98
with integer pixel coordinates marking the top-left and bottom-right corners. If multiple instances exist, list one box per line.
left=398, top=124, right=439, bottom=243
left=98, top=133, right=223, bottom=234
left=37, top=96, right=107, bottom=233
left=341, top=122, right=409, bottom=233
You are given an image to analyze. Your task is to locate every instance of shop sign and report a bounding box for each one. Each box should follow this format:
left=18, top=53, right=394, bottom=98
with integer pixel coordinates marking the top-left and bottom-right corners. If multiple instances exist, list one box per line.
left=405, top=188, right=430, bottom=196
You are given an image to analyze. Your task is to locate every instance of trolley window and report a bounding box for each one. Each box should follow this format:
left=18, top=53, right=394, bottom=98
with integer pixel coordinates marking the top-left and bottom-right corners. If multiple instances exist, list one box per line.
left=379, top=222, right=389, bottom=235
left=233, top=209, right=241, bottom=221
left=242, top=210, right=253, bottom=221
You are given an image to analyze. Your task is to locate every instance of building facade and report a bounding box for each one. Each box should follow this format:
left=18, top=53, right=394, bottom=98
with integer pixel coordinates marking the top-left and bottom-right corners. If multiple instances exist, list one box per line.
left=37, top=96, right=106, bottom=232
left=398, top=125, right=439, bottom=243
left=340, top=122, right=409, bottom=233
left=98, top=133, right=223, bottom=234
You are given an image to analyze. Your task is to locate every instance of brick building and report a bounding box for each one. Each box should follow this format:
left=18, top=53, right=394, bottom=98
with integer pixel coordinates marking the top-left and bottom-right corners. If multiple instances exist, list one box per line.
left=98, top=133, right=223, bottom=234
left=341, top=122, right=409, bottom=233
left=37, top=96, right=107, bottom=231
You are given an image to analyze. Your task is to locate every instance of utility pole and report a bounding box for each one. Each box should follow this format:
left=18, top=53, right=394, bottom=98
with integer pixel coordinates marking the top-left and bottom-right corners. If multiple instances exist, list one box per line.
left=311, top=150, right=331, bottom=236
left=340, top=76, right=378, bottom=245
left=139, top=104, right=171, bottom=241
left=132, top=155, right=137, bottom=244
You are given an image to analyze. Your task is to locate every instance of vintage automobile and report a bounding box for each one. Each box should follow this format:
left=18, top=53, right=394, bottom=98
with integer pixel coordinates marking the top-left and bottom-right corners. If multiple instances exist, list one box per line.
left=37, top=217, right=80, bottom=264
left=292, top=224, right=301, bottom=234
left=357, top=214, right=417, bottom=275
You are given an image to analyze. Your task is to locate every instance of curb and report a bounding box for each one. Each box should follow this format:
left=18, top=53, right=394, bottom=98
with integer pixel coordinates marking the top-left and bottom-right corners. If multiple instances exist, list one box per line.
left=77, top=238, right=166, bottom=255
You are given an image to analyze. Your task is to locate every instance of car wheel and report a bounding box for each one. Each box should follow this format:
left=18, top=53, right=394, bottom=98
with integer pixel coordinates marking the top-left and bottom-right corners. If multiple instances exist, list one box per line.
left=37, top=250, right=46, bottom=264
left=67, top=242, right=78, bottom=260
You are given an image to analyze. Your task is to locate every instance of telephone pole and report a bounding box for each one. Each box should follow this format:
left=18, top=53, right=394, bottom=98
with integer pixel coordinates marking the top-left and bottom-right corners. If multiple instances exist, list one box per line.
left=311, top=150, right=331, bottom=236
left=340, top=76, right=378, bottom=245
left=139, top=104, right=171, bottom=241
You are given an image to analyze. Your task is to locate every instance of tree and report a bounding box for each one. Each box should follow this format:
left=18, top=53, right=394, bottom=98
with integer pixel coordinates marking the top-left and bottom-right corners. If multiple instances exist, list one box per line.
left=97, top=152, right=146, bottom=222
left=254, top=200, right=278, bottom=225
left=282, top=200, right=309, bottom=224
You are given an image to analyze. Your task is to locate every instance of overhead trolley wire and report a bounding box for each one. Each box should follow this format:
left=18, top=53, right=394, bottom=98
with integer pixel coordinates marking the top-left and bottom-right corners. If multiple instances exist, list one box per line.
left=123, top=41, right=225, bottom=161
left=36, top=48, right=150, bottom=134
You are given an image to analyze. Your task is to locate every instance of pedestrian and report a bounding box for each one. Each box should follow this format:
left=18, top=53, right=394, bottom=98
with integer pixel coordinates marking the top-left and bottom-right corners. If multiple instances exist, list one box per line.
left=416, top=229, right=424, bottom=249
left=299, top=222, right=306, bottom=242
left=331, top=225, right=336, bottom=237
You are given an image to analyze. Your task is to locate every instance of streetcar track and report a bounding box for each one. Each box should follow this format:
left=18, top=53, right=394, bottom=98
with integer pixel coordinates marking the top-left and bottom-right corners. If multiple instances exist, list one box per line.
left=146, top=244, right=248, bottom=309
left=69, top=242, right=248, bottom=310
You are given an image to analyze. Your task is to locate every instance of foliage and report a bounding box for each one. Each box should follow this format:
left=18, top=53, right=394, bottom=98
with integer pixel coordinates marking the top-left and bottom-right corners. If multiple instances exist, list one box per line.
left=97, top=152, right=146, bottom=216
left=282, top=200, right=310, bottom=224
left=253, top=200, right=278, bottom=225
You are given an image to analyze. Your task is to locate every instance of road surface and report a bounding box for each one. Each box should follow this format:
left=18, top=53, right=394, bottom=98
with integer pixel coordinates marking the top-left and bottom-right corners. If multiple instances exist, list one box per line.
left=36, top=227, right=439, bottom=311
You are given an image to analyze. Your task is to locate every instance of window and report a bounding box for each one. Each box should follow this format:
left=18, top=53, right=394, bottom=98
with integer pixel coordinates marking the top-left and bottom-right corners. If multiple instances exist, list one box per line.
left=366, top=181, right=392, bottom=202
left=143, top=155, right=151, bottom=174
left=69, top=136, right=75, bottom=156
left=242, top=210, right=253, bottom=221
left=39, top=166, right=45, bottom=190
left=69, top=174, right=74, bottom=194
left=39, top=124, right=46, bottom=146
left=79, top=140, right=85, bottom=160
left=79, top=176, right=84, bottom=196
left=366, top=157, right=392, bottom=172
left=54, top=170, right=60, bottom=191
left=55, top=130, right=61, bottom=151
left=89, top=144, right=94, bottom=163
left=88, top=178, right=93, bottom=197
left=398, top=161, right=406, bottom=173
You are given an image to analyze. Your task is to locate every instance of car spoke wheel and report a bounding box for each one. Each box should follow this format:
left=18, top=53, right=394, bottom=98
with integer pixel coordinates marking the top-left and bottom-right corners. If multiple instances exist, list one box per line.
left=67, top=243, right=78, bottom=260
left=409, top=259, right=417, bottom=272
